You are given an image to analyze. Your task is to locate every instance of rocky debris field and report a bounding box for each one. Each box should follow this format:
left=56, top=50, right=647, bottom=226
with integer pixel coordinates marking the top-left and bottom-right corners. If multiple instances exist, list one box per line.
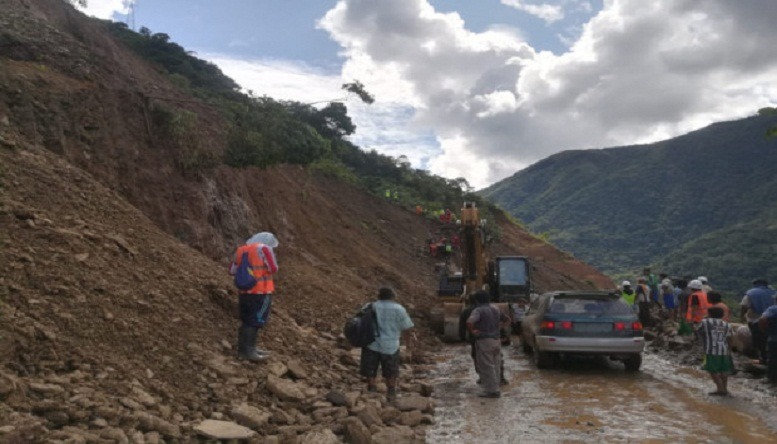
left=0, top=1, right=616, bottom=442
left=0, top=142, right=441, bottom=443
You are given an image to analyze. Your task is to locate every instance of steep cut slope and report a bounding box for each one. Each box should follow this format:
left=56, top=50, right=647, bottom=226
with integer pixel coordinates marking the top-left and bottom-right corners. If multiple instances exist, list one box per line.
left=0, top=0, right=614, bottom=441
left=483, top=114, right=777, bottom=292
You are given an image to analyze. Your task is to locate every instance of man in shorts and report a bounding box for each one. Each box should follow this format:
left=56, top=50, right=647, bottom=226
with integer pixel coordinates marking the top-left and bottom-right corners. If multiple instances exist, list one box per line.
left=699, top=307, right=734, bottom=395
left=359, top=287, right=415, bottom=401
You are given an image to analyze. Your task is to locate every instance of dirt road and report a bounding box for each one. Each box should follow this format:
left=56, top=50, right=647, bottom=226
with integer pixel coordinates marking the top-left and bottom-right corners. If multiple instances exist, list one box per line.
left=426, top=343, right=777, bottom=443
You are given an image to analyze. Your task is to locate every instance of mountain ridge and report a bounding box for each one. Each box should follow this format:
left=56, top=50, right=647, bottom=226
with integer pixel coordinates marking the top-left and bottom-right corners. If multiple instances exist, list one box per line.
left=483, top=113, right=777, bottom=293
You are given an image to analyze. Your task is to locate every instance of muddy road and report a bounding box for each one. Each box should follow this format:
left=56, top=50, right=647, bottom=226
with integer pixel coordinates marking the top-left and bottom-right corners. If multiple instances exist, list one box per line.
left=426, top=343, right=777, bottom=443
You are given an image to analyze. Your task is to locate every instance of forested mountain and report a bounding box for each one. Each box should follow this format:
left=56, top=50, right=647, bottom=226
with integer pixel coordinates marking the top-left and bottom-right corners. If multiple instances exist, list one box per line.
left=482, top=113, right=777, bottom=294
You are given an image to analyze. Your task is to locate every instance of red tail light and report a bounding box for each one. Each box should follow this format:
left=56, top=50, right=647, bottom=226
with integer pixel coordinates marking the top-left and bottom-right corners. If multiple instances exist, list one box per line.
left=540, top=321, right=555, bottom=329
left=559, top=321, right=573, bottom=329
left=613, top=322, right=626, bottom=331
left=632, top=322, right=643, bottom=331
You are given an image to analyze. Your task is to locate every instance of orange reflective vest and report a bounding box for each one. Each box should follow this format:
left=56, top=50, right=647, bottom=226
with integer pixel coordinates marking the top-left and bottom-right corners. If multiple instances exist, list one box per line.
left=686, top=291, right=708, bottom=323
left=234, top=243, right=274, bottom=294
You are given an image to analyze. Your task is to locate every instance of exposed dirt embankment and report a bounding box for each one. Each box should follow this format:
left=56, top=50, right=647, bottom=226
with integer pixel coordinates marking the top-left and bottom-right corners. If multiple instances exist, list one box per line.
left=0, top=0, right=614, bottom=441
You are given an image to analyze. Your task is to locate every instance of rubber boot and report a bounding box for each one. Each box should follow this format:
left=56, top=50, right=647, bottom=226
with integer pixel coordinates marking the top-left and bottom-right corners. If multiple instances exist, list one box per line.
left=237, top=326, right=264, bottom=362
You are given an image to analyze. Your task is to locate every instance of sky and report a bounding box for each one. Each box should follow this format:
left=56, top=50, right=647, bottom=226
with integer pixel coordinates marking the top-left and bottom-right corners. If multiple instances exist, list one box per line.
left=78, top=0, right=777, bottom=189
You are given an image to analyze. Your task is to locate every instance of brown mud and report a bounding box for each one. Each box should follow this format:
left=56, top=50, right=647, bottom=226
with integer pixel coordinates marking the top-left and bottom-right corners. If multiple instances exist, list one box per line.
left=426, top=343, right=777, bottom=443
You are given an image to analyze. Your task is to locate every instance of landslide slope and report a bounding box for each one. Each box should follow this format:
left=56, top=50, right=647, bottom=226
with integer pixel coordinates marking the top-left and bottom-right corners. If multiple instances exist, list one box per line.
left=0, top=0, right=612, bottom=441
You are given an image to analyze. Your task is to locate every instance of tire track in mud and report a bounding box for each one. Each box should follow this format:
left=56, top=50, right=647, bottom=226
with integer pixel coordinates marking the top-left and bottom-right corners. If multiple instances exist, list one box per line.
left=426, top=343, right=777, bottom=443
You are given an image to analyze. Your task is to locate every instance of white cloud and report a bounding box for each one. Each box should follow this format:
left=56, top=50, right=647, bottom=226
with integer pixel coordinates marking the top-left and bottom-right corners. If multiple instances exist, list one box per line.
left=203, top=54, right=441, bottom=170
left=204, top=56, right=342, bottom=103
left=501, top=0, right=565, bottom=24
left=318, top=0, right=777, bottom=189
left=75, top=0, right=131, bottom=20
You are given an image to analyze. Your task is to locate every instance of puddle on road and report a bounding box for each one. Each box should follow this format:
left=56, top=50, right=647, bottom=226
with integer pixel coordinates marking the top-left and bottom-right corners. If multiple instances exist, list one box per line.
left=425, top=342, right=777, bottom=443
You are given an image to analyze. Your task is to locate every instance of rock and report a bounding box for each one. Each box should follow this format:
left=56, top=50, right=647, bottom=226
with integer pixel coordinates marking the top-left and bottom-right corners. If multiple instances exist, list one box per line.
left=325, top=390, right=349, bottom=407
left=298, top=428, right=340, bottom=444
left=266, top=361, right=288, bottom=377
left=44, top=410, right=70, bottom=427
left=134, top=412, right=181, bottom=438
left=144, top=431, right=161, bottom=444
left=0, top=425, right=16, bottom=434
left=398, top=410, right=423, bottom=427
left=379, top=407, right=400, bottom=425
left=194, top=419, right=256, bottom=440
left=345, top=391, right=361, bottom=407
left=393, top=396, right=432, bottom=413
left=312, top=407, right=348, bottom=423
left=100, top=427, right=129, bottom=444
left=356, top=405, right=383, bottom=428
left=287, top=360, right=308, bottom=379
left=419, top=383, right=433, bottom=397
left=207, top=358, right=238, bottom=377
left=232, top=403, right=271, bottom=430
left=131, top=387, right=156, bottom=407
left=266, top=374, right=306, bottom=402
left=120, top=397, right=143, bottom=410
left=342, top=417, right=372, bottom=444
left=29, top=382, right=65, bottom=394
left=371, top=426, right=414, bottom=444
left=129, top=430, right=145, bottom=443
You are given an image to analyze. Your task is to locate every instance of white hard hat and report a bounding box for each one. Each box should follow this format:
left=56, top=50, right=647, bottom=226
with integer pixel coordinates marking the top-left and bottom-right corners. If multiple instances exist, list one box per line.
left=697, top=276, right=708, bottom=283
left=246, top=232, right=279, bottom=248
left=621, top=280, right=631, bottom=287
left=688, top=279, right=703, bottom=290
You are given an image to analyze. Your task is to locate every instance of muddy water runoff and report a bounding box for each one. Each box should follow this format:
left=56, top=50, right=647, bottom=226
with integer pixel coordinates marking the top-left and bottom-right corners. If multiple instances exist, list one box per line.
left=425, top=343, right=777, bottom=443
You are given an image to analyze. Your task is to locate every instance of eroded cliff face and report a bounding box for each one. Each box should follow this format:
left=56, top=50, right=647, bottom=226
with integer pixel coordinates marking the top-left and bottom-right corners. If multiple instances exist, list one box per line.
left=0, top=0, right=612, bottom=441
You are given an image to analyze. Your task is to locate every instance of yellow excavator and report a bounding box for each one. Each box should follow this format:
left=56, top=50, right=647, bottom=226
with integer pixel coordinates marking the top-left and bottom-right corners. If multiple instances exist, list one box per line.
left=430, top=202, right=533, bottom=342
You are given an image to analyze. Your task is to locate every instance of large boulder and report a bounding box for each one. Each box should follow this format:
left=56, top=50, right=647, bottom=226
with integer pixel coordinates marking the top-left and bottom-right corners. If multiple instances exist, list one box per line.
left=393, top=396, right=432, bottom=413
left=298, top=428, right=340, bottom=444
left=232, top=403, right=271, bottom=430
left=266, top=375, right=306, bottom=402
left=193, top=420, right=255, bottom=440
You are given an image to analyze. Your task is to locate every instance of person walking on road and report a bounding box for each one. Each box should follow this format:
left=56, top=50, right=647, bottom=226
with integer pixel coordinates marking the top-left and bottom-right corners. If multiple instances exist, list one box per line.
left=620, top=281, right=638, bottom=313
left=686, top=279, right=709, bottom=328
left=700, top=307, right=734, bottom=396
left=660, top=274, right=677, bottom=321
left=758, top=302, right=777, bottom=382
left=359, top=287, right=415, bottom=401
left=467, top=290, right=510, bottom=398
left=229, top=232, right=279, bottom=362
left=644, top=268, right=659, bottom=305
left=741, top=279, right=777, bottom=365
left=635, top=278, right=652, bottom=327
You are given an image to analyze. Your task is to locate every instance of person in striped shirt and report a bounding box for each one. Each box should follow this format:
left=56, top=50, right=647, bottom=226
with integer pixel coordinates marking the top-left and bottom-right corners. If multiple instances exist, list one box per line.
left=699, top=306, right=734, bottom=396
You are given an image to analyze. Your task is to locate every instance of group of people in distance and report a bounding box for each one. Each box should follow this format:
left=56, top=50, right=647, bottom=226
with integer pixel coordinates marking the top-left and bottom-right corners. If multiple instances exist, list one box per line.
left=619, top=268, right=777, bottom=395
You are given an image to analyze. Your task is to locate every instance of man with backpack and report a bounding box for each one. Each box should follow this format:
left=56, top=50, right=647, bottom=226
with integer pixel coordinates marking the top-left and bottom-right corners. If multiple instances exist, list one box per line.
left=358, top=287, right=414, bottom=401
left=229, top=232, right=279, bottom=362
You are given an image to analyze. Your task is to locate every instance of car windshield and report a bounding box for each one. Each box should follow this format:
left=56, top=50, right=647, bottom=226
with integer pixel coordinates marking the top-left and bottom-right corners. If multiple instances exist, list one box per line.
left=548, top=298, right=632, bottom=316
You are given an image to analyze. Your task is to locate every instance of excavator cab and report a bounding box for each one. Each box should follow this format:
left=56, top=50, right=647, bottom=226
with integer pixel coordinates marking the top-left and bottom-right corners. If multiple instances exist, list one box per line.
left=493, top=256, right=531, bottom=303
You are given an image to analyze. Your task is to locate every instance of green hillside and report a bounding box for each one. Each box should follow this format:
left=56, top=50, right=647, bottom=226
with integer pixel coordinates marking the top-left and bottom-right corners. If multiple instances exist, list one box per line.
left=482, top=113, right=777, bottom=294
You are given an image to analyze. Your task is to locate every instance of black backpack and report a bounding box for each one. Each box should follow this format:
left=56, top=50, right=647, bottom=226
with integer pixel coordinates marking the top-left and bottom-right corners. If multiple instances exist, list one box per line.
left=344, top=303, right=379, bottom=347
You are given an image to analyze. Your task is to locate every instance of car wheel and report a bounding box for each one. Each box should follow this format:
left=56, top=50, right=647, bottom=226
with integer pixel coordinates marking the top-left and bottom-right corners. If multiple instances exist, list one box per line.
left=533, top=339, right=554, bottom=369
left=624, top=354, right=642, bottom=372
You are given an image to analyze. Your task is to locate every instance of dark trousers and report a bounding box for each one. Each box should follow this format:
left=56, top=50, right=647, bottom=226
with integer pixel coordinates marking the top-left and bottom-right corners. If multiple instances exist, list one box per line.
left=749, top=321, right=767, bottom=362
left=239, top=293, right=272, bottom=328
left=768, top=341, right=777, bottom=382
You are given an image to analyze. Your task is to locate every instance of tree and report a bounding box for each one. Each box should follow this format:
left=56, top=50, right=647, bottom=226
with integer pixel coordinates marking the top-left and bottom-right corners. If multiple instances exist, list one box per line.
left=342, top=81, right=375, bottom=105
